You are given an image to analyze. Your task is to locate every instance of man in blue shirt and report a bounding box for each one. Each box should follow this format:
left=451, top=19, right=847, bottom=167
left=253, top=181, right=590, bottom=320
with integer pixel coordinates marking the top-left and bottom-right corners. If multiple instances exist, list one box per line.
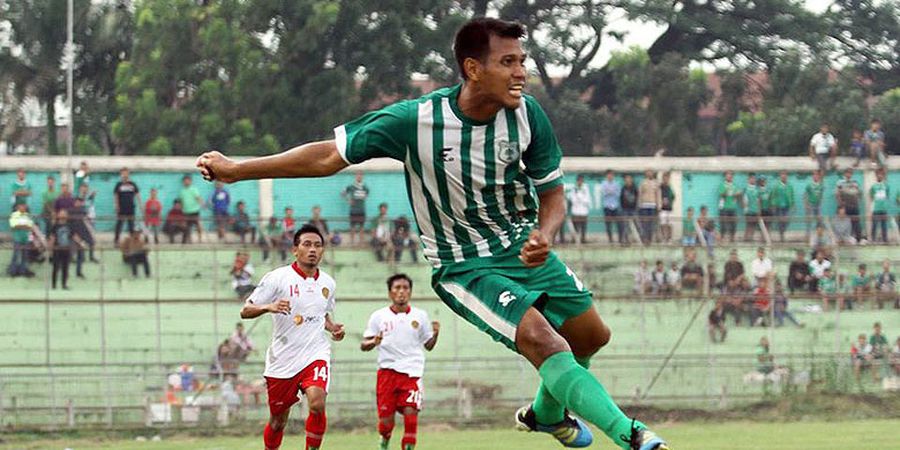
left=599, top=170, right=622, bottom=244
left=210, top=181, right=231, bottom=241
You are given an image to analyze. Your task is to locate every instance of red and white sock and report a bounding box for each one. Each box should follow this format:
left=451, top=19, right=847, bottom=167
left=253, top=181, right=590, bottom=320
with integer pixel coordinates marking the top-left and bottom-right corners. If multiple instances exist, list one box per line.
left=305, top=411, right=327, bottom=450
left=264, top=423, right=284, bottom=450
left=378, top=417, right=394, bottom=442
left=401, top=413, right=418, bottom=449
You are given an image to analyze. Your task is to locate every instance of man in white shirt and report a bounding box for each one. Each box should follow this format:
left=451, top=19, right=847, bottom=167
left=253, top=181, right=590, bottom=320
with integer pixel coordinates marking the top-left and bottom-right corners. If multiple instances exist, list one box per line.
left=808, top=250, right=832, bottom=292
left=567, top=174, right=592, bottom=244
left=809, top=123, right=837, bottom=172
left=361, top=274, right=440, bottom=450
left=750, top=247, right=773, bottom=286
left=240, top=225, right=345, bottom=450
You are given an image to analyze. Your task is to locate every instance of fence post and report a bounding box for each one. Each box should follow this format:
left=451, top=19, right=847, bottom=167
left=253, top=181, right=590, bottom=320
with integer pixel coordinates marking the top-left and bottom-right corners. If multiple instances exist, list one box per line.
left=719, top=385, right=728, bottom=409
left=66, top=399, right=74, bottom=428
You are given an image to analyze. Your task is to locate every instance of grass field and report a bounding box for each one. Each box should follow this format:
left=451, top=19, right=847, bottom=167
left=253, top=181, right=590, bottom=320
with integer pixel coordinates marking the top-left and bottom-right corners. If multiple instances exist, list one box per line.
left=2, top=420, right=897, bottom=449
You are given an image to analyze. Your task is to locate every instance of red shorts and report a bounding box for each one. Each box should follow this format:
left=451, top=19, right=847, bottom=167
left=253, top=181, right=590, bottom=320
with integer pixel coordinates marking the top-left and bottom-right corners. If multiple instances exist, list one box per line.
left=265, top=360, right=330, bottom=416
left=376, top=368, right=423, bottom=417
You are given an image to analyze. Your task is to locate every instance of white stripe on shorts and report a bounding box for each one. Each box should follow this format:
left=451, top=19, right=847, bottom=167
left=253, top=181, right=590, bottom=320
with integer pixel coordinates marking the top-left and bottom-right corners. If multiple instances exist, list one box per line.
left=439, top=282, right=516, bottom=342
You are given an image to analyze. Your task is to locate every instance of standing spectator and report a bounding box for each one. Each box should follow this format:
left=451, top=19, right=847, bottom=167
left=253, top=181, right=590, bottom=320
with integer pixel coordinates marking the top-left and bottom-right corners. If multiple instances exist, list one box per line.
left=832, top=207, right=856, bottom=246
left=743, top=174, right=761, bottom=242
left=724, top=249, right=746, bottom=290
left=874, top=260, right=898, bottom=309
left=757, top=176, right=773, bottom=237
left=53, top=182, right=76, bottom=214
left=179, top=175, right=203, bottom=243
left=803, top=170, right=824, bottom=240
left=73, top=161, right=91, bottom=193
left=7, top=203, right=37, bottom=277
left=773, top=281, right=803, bottom=328
left=680, top=250, right=704, bottom=291
left=40, top=176, right=59, bottom=234
left=708, top=302, right=727, bottom=343
left=836, top=168, right=863, bottom=243
left=851, top=334, right=875, bottom=382
left=371, top=203, right=392, bottom=262
left=787, top=250, right=811, bottom=294
left=633, top=260, right=652, bottom=294
left=343, top=171, right=369, bottom=245
left=391, top=215, right=418, bottom=263
left=619, top=174, right=638, bottom=245
left=869, top=169, right=890, bottom=243
left=870, top=322, right=889, bottom=365
left=69, top=197, right=95, bottom=278
left=9, top=168, right=31, bottom=211
left=852, top=264, right=872, bottom=308
left=718, top=171, right=740, bottom=242
left=259, top=216, right=284, bottom=262
left=162, top=199, right=188, bottom=244
left=306, top=206, right=330, bottom=242
left=637, top=170, right=661, bottom=244
left=697, top=205, right=717, bottom=258
left=809, top=123, right=837, bottom=172
left=48, top=209, right=81, bottom=290
left=230, top=252, right=256, bottom=299
left=281, top=207, right=297, bottom=261
left=808, top=250, right=832, bottom=292
left=771, top=171, right=794, bottom=242
left=599, top=170, right=622, bottom=244
left=750, top=247, right=773, bottom=286
left=808, top=224, right=834, bottom=259
left=751, top=277, right=772, bottom=327
left=113, top=168, right=140, bottom=245
left=232, top=201, right=256, bottom=244
left=121, top=230, right=151, bottom=278
left=144, top=188, right=163, bottom=244
left=567, top=174, right=591, bottom=244
left=210, top=181, right=231, bottom=241
left=659, top=172, right=676, bottom=243
left=682, top=207, right=697, bottom=246
left=849, top=130, right=866, bottom=168
left=864, top=119, right=886, bottom=168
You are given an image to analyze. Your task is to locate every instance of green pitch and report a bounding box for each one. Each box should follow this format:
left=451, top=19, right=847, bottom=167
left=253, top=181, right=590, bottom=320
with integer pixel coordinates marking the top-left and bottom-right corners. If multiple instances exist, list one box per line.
left=2, top=420, right=895, bottom=449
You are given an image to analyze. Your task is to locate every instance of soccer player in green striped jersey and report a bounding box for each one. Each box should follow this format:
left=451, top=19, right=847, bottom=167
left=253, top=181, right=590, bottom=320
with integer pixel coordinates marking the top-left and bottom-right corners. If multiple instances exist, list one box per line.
left=197, top=18, right=668, bottom=450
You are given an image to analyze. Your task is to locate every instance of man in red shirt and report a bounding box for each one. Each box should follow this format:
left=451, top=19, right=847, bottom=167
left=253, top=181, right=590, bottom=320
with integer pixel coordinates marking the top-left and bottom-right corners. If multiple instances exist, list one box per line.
left=751, top=278, right=772, bottom=327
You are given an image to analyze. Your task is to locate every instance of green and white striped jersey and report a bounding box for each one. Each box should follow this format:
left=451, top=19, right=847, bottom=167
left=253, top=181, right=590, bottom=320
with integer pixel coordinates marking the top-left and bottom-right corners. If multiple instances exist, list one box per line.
left=334, top=84, right=563, bottom=267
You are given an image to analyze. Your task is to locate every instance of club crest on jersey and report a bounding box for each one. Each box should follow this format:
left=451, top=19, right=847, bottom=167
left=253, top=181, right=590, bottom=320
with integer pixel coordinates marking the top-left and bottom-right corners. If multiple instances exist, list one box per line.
left=293, top=314, right=304, bottom=326
left=498, top=140, right=520, bottom=164
left=322, top=287, right=330, bottom=299
left=411, top=320, right=419, bottom=329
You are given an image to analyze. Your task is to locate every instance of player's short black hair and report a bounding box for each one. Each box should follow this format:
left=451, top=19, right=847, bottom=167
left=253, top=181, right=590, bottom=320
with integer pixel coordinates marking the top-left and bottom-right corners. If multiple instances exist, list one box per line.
left=387, top=273, right=413, bottom=290
left=293, top=224, right=324, bottom=245
left=454, top=17, right=525, bottom=79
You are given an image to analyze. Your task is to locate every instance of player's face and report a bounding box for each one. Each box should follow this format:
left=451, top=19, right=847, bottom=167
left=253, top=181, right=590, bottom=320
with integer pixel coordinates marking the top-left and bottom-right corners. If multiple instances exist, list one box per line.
left=479, top=35, right=527, bottom=109
left=293, top=233, right=324, bottom=266
left=388, top=279, right=412, bottom=306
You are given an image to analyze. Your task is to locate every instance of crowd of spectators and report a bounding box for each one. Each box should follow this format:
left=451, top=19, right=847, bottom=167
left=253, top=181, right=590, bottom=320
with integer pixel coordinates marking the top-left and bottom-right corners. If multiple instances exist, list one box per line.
left=850, top=322, right=898, bottom=383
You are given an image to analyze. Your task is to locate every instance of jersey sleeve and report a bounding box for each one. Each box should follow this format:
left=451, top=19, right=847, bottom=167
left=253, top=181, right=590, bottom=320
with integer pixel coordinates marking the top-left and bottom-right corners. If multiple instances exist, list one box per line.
left=363, top=312, right=380, bottom=339
left=418, top=310, right=434, bottom=344
left=326, top=282, right=336, bottom=314
left=333, top=100, right=413, bottom=164
left=246, top=271, right=278, bottom=306
left=523, top=96, right=563, bottom=193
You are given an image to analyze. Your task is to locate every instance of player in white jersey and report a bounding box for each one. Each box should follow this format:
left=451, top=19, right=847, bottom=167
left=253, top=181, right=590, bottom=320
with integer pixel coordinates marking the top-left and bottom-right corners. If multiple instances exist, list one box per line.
left=361, top=274, right=440, bottom=450
left=240, top=224, right=345, bottom=450
left=199, top=17, right=669, bottom=450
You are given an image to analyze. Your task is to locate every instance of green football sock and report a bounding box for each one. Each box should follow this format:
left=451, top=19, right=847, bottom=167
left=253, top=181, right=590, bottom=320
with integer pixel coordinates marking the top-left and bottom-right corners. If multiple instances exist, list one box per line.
left=532, top=354, right=592, bottom=425
left=539, top=351, right=645, bottom=450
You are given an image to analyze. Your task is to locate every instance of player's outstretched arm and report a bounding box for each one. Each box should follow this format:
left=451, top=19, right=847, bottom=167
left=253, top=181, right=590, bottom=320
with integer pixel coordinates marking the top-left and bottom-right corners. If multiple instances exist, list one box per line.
left=197, top=140, right=349, bottom=183
left=240, top=299, right=289, bottom=319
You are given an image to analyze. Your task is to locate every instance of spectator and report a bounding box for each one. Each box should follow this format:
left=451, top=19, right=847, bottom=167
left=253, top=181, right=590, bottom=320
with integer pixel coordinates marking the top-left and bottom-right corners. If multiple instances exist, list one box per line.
left=756, top=336, right=775, bottom=375
left=650, top=260, right=668, bottom=296
left=113, top=168, right=140, bottom=244
left=871, top=322, right=889, bottom=368
left=230, top=252, right=255, bottom=299
left=708, top=302, right=727, bottom=343
left=723, top=276, right=750, bottom=326
left=697, top=205, right=717, bottom=258
left=682, top=206, right=697, bottom=246
left=210, top=181, right=231, bottom=241
left=666, top=262, right=681, bottom=295
left=637, top=170, right=661, bottom=244
left=773, top=281, right=803, bottom=328
left=7, top=203, right=37, bottom=277
left=121, top=230, right=151, bottom=278
left=874, top=260, right=898, bottom=309
left=724, top=249, right=746, bottom=290
left=280, top=207, right=297, bottom=261
left=751, top=277, right=771, bottom=326
left=306, top=205, right=329, bottom=242
left=680, top=250, right=704, bottom=291
left=659, top=172, right=676, bottom=243
left=869, top=168, right=890, bottom=243
left=53, top=182, right=75, bottom=214
left=634, top=259, right=652, bottom=294
left=808, top=123, right=837, bottom=172
left=162, top=199, right=188, bottom=244
left=743, top=173, right=761, bottom=242
left=620, top=174, right=638, bottom=245
left=803, top=170, right=824, bottom=240
left=718, top=170, right=740, bottom=242
left=259, top=216, right=284, bottom=262
left=750, top=247, right=773, bottom=286
left=808, top=250, right=832, bottom=292
left=818, top=268, right=838, bottom=311
left=144, top=188, right=163, bottom=244
left=864, top=119, right=886, bottom=168
left=787, top=249, right=811, bottom=294
left=707, top=263, right=720, bottom=293
left=69, top=197, right=95, bottom=278
left=76, top=181, right=96, bottom=228
left=40, top=176, right=59, bottom=234
left=48, top=209, right=81, bottom=290
left=891, top=337, right=900, bottom=377
left=567, top=174, right=591, bottom=244
left=391, top=215, right=418, bottom=263
left=851, top=334, right=875, bottom=382
left=229, top=322, right=255, bottom=362
left=343, top=171, right=369, bottom=245
left=849, top=129, right=866, bottom=168
left=232, top=201, right=256, bottom=244
left=9, top=168, right=31, bottom=211
left=599, top=170, right=622, bottom=244
left=852, top=264, right=872, bottom=309
left=179, top=175, right=203, bottom=243
left=757, top=176, right=773, bottom=236
left=771, top=171, right=794, bottom=242
left=370, top=202, right=392, bottom=262
left=832, top=207, right=856, bottom=246
left=835, top=168, right=863, bottom=243
left=73, top=161, right=91, bottom=193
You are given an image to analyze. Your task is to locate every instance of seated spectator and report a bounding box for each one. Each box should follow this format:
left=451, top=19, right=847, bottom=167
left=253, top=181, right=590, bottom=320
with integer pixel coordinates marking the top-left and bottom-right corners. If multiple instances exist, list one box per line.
left=787, top=250, right=811, bottom=294
left=682, top=207, right=697, bottom=246
left=773, top=280, right=803, bottom=328
left=680, top=250, right=704, bottom=291
left=809, top=224, right=834, bottom=260
left=370, top=203, right=391, bottom=262
left=708, top=301, right=727, bottom=343
left=852, top=264, right=872, bottom=308
left=260, top=216, right=285, bottom=263
left=666, top=262, right=681, bottom=295
left=751, top=277, right=772, bottom=327
left=749, top=247, right=773, bottom=286
left=162, top=199, right=187, bottom=244
left=229, top=322, right=255, bottom=362
left=808, top=250, right=831, bottom=292
left=874, top=260, right=898, bottom=309
left=756, top=337, right=775, bottom=375
left=697, top=205, right=717, bottom=258
left=818, top=268, right=838, bottom=311
left=230, top=252, right=255, bottom=299
left=391, top=215, right=418, bottom=263
left=724, top=249, right=746, bottom=290
left=650, top=260, right=669, bottom=296
left=306, top=205, right=330, bottom=242
left=891, top=337, right=900, bottom=377
left=871, top=322, right=889, bottom=364
left=832, top=207, right=856, bottom=245
left=231, top=201, right=256, bottom=244
left=121, top=230, right=150, bottom=278
left=8, top=203, right=38, bottom=278
left=851, top=333, right=876, bottom=383
left=212, top=339, right=238, bottom=380
left=634, top=260, right=652, bottom=294
left=210, top=181, right=231, bottom=241
left=723, top=276, right=751, bottom=326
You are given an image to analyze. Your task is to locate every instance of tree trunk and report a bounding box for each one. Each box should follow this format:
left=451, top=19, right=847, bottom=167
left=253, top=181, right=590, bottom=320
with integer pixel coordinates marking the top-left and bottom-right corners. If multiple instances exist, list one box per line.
left=46, top=98, right=57, bottom=155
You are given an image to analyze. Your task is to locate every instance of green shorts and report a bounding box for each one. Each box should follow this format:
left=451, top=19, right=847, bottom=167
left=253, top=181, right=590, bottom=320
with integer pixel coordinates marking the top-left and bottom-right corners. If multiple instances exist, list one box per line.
left=431, top=248, right=593, bottom=352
